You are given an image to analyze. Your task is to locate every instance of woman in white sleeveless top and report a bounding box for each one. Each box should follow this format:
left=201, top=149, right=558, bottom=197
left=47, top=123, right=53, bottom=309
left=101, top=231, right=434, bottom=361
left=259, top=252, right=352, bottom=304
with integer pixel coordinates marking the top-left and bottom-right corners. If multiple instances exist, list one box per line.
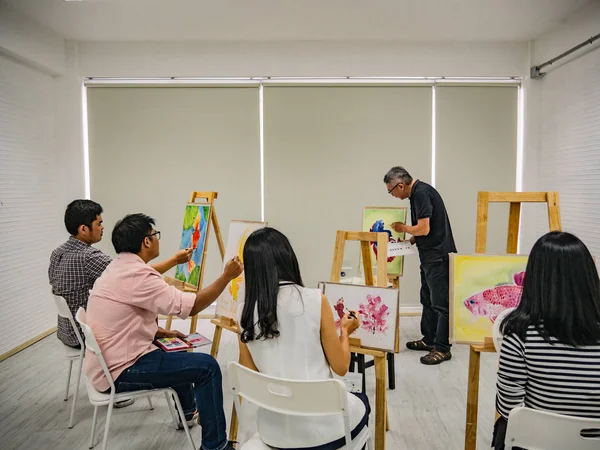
left=236, top=227, right=370, bottom=449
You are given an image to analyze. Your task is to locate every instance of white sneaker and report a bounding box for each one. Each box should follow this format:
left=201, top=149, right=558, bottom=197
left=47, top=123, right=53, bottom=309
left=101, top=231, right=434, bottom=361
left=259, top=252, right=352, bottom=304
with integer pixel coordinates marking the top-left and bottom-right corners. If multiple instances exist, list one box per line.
left=114, top=399, right=134, bottom=408
left=177, top=411, right=198, bottom=430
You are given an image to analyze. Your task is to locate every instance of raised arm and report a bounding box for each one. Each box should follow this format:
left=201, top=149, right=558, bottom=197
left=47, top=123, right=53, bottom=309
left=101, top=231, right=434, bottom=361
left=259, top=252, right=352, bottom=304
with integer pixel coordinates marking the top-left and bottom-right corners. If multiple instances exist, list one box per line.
left=320, top=294, right=360, bottom=376
left=151, top=248, right=193, bottom=274
left=189, top=257, right=243, bottom=316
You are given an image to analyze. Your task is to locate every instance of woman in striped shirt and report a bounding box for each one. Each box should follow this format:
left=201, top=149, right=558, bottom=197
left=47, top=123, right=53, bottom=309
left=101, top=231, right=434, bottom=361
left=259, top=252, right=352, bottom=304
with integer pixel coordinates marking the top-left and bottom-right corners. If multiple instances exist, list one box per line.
left=493, top=231, right=600, bottom=449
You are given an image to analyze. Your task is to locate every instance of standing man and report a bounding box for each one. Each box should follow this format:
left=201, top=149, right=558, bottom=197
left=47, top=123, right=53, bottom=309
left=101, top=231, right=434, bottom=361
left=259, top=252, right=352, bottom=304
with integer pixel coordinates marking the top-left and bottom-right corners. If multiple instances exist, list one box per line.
left=383, top=166, right=457, bottom=365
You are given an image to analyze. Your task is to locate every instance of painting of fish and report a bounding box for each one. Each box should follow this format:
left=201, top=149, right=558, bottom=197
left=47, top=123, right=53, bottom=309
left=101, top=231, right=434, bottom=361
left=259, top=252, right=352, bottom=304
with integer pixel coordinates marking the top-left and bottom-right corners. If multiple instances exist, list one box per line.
left=361, top=207, right=408, bottom=276
left=175, top=204, right=211, bottom=288
left=450, top=254, right=528, bottom=344
left=320, top=282, right=398, bottom=352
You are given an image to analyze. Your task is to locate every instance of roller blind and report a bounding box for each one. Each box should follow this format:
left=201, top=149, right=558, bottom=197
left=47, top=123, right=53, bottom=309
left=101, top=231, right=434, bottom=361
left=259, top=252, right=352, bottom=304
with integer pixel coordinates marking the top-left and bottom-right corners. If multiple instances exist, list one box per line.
left=87, top=86, right=261, bottom=285
left=436, top=86, right=518, bottom=254
left=264, top=86, right=432, bottom=308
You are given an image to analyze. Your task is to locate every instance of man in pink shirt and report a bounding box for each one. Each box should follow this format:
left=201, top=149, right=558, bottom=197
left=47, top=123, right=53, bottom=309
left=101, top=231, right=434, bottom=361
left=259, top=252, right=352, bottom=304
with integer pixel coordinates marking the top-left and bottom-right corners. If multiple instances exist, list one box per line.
left=85, top=213, right=243, bottom=450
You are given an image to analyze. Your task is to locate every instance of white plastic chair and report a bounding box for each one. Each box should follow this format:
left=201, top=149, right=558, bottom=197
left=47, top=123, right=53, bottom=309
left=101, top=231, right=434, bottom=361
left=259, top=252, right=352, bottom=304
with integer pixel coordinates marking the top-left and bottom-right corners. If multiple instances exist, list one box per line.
left=227, top=362, right=372, bottom=450
left=505, top=406, right=600, bottom=449
left=492, top=307, right=515, bottom=353
left=53, top=294, right=85, bottom=429
left=75, top=308, right=195, bottom=450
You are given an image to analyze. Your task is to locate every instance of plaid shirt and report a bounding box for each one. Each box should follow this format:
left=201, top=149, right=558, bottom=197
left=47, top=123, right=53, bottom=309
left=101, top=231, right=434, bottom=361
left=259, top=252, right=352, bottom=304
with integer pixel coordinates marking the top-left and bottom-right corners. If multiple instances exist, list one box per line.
left=49, top=237, right=112, bottom=347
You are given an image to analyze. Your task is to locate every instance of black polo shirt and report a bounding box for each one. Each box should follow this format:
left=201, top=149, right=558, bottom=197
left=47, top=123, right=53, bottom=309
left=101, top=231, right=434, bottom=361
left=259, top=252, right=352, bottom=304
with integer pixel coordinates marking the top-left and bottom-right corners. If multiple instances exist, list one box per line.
left=409, top=180, right=457, bottom=263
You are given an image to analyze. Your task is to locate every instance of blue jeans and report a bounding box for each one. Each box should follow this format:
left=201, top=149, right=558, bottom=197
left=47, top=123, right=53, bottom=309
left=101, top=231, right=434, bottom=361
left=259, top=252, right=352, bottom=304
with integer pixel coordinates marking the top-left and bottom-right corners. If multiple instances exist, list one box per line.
left=114, top=349, right=228, bottom=450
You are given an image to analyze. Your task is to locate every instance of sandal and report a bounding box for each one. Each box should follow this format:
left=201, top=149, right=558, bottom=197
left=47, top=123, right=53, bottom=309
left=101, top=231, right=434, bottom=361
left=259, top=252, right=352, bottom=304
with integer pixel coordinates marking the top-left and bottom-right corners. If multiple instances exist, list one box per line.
left=406, top=339, right=434, bottom=352
left=420, top=350, right=452, bottom=365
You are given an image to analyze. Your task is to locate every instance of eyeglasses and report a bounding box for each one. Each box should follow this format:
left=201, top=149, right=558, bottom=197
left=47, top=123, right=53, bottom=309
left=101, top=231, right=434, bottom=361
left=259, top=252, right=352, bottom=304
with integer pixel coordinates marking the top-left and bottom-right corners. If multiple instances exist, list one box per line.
left=388, top=182, right=402, bottom=195
left=146, top=231, right=161, bottom=240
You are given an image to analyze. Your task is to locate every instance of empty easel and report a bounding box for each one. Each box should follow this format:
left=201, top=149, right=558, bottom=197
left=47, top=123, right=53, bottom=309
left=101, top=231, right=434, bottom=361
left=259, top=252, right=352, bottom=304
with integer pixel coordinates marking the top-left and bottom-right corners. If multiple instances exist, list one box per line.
left=464, top=191, right=561, bottom=450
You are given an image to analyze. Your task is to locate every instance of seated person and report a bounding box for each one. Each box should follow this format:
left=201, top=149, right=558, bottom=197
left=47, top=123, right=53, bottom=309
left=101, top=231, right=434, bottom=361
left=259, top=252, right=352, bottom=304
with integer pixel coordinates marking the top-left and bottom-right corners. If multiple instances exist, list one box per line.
left=49, top=200, right=192, bottom=349
left=493, top=231, right=600, bottom=449
left=237, top=227, right=370, bottom=450
left=83, top=213, right=242, bottom=450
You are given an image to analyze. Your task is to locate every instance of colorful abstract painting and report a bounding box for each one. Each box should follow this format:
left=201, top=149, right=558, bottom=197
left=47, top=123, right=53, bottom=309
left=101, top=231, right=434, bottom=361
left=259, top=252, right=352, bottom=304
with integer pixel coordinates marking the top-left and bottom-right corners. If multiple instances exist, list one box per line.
left=450, top=254, right=528, bottom=344
left=320, top=282, right=399, bottom=352
left=174, top=204, right=211, bottom=289
left=361, top=207, right=407, bottom=276
left=216, top=220, right=267, bottom=319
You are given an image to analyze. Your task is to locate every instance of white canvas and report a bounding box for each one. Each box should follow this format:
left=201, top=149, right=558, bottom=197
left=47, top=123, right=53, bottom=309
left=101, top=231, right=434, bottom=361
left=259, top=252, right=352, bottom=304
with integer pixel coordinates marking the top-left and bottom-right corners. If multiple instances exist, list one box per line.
left=319, top=282, right=399, bottom=352
left=216, top=220, right=267, bottom=319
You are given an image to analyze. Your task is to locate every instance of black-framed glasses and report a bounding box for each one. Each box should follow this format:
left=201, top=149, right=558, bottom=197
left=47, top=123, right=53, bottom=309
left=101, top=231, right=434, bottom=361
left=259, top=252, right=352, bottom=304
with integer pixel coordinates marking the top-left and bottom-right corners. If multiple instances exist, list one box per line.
left=146, top=231, right=161, bottom=240
left=388, top=182, right=402, bottom=194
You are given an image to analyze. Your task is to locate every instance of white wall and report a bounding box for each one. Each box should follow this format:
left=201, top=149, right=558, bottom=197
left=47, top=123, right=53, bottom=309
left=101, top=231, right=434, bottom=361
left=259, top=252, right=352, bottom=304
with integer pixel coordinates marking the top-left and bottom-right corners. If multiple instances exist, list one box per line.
left=77, top=40, right=528, bottom=78
left=520, top=1, right=600, bottom=253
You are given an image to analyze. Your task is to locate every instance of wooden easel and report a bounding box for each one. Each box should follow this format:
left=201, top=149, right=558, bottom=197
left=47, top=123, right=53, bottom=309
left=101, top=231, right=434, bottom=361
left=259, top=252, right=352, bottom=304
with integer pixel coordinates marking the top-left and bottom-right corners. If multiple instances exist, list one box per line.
left=331, top=230, right=391, bottom=450
left=164, top=191, right=225, bottom=334
left=464, top=191, right=561, bottom=450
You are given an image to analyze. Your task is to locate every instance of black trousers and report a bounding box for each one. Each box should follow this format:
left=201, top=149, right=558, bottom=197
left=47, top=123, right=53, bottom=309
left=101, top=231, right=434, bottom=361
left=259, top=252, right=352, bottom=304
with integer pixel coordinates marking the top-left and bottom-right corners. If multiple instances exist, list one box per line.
left=419, top=256, right=451, bottom=353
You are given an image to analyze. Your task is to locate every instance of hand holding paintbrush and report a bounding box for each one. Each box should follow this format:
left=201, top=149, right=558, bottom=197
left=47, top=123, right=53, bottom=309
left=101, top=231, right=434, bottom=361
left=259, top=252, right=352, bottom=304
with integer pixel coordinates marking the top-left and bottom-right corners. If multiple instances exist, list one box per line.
left=341, top=307, right=360, bottom=334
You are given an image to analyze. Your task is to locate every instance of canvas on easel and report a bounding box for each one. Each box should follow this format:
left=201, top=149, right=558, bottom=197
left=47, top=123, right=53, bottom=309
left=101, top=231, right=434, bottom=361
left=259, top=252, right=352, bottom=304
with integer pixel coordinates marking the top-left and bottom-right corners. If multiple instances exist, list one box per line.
left=360, top=207, right=407, bottom=276
left=216, top=220, right=267, bottom=319
left=174, top=203, right=212, bottom=289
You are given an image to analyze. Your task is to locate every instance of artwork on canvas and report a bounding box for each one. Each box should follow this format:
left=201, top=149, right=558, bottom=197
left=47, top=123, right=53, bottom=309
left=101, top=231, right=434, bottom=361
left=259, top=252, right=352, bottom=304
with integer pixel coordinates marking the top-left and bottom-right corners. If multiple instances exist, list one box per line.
left=319, top=282, right=399, bottom=352
left=360, top=207, right=407, bottom=276
left=174, top=204, right=211, bottom=289
left=450, top=254, right=528, bottom=344
left=216, top=220, right=267, bottom=319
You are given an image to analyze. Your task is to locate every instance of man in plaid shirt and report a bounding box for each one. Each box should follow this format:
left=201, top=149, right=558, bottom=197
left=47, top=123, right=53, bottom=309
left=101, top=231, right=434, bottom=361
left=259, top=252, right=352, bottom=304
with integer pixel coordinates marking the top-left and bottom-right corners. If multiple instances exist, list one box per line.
left=49, top=200, right=193, bottom=348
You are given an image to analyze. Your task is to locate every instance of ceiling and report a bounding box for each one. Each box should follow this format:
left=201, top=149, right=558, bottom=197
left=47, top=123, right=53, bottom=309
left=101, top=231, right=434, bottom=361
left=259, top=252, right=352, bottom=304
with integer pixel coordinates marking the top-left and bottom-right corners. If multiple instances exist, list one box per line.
left=4, top=0, right=593, bottom=42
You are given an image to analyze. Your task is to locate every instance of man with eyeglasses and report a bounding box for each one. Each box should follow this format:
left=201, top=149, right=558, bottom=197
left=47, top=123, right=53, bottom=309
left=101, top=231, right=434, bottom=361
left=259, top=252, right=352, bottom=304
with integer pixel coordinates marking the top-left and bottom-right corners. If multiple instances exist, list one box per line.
left=383, top=166, right=457, bottom=365
left=83, top=213, right=242, bottom=450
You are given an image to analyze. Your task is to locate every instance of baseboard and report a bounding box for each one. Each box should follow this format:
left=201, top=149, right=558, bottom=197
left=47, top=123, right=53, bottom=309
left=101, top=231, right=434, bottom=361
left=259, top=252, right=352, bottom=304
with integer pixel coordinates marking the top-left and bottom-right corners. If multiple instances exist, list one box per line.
left=400, top=306, right=423, bottom=316
left=0, top=327, right=57, bottom=362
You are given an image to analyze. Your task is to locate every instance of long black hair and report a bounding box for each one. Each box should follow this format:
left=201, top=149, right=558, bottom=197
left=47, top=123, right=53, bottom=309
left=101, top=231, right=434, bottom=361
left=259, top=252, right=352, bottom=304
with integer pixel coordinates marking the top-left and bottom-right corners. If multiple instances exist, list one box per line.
left=501, top=231, right=600, bottom=346
left=240, top=227, right=304, bottom=343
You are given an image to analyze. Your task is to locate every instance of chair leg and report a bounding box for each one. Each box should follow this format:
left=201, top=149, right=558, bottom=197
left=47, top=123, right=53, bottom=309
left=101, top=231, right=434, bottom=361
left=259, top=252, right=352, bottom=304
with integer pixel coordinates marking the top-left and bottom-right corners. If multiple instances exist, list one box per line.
left=387, top=352, right=395, bottom=390
left=101, top=402, right=114, bottom=450
left=89, top=406, right=98, bottom=449
left=147, top=395, right=154, bottom=410
left=357, top=354, right=366, bottom=394
left=64, top=359, right=74, bottom=401
left=69, top=357, right=84, bottom=428
left=172, top=391, right=196, bottom=450
left=164, top=391, right=179, bottom=429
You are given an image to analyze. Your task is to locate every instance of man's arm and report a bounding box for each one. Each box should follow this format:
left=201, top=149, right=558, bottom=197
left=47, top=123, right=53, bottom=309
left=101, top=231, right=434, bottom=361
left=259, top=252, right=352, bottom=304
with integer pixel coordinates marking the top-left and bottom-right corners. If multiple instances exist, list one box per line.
left=151, top=248, right=193, bottom=274
left=393, top=218, right=430, bottom=236
left=189, top=257, right=243, bottom=316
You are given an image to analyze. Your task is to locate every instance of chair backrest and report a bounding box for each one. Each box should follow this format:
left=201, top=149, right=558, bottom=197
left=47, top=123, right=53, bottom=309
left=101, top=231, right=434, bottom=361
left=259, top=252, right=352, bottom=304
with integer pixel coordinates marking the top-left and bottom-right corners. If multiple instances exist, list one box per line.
left=506, top=407, right=600, bottom=450
left=53, top=294, right=84, bottom=348
left=75, top=307, right=116, bottom=393
left=492, top=307, right=515, bottom=353
left=227, top=362, right=352, bottom=446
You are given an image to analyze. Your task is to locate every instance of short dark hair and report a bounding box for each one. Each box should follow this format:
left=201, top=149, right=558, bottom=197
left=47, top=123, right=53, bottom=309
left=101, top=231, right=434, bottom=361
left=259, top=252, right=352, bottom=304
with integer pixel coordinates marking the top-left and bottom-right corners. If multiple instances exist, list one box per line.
left=501, top=231, right=600, bottom=346
left=240, top=227, right=304, bottom=343
left=64, top=200, right=103, bottom=236
left=111, top=213, right=155, bottom=254
left=383, top=166, right=413, bottom=185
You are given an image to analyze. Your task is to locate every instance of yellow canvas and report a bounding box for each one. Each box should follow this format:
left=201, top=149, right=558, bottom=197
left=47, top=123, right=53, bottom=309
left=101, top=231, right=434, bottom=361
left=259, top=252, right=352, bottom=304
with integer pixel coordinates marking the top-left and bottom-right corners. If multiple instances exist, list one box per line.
left=450, top=254, right=528, bottom=344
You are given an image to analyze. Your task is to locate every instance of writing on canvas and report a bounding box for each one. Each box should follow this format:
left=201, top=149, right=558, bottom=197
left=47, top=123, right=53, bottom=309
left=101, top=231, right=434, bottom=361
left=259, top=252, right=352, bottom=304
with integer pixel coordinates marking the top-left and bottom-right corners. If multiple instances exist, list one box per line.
left=450, top=254, right=528, bottom=344
left=361, top=207, right=407, bottom=276
left=175, top=204, right=211, bottom=288
left=216, top=221, right=266, bottom=319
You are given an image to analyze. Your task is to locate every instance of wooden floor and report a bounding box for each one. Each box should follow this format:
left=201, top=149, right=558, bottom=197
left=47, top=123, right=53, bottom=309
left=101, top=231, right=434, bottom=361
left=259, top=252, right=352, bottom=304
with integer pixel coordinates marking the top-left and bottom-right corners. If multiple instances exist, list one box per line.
left=0, top=316, right=499, bottom=450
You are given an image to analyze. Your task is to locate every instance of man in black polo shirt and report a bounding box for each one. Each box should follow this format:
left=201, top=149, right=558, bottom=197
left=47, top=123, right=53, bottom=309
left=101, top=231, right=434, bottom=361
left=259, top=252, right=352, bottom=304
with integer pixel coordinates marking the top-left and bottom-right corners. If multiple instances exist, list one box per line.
left=383, top=166, right=457, bottom=365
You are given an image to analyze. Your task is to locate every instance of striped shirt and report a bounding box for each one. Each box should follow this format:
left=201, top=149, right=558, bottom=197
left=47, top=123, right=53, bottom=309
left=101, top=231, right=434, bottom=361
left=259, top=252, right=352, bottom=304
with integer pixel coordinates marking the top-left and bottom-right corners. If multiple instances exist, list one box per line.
left=496, top=326, right=600, bottom=420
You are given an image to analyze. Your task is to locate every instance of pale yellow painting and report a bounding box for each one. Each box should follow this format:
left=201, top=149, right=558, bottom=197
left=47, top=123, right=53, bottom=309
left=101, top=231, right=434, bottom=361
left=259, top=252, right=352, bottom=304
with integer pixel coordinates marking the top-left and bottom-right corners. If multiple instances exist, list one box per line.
left=450, top=254, right=528, bottom=344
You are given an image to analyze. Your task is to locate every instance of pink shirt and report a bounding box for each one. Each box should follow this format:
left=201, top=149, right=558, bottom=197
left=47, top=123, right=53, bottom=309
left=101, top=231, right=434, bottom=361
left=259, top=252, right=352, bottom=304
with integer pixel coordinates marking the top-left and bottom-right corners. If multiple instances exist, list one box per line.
left=84, top=253, right=196, bottom=392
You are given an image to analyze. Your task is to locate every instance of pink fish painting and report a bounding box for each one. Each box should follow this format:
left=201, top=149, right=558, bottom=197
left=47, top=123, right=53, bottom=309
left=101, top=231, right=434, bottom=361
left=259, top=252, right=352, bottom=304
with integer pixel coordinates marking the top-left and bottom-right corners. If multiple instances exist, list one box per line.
left=359, top=294, right=390, bottom=334
left=333, top=298, right=345, bottom=328
left=463, top=271, right=525, bottom=323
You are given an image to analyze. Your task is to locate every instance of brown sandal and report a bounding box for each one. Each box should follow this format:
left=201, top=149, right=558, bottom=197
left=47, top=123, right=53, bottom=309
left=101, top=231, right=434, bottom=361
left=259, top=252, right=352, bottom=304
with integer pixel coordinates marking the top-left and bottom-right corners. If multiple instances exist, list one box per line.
left=406, top=339, right=434, bottom=351
left=420, top=350, right=452, bottom=365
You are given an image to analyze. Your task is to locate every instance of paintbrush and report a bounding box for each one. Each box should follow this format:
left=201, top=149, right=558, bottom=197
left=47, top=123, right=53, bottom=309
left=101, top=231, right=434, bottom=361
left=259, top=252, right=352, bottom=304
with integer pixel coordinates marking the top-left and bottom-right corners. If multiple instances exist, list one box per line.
left=344, top=307, right=358, bottom=320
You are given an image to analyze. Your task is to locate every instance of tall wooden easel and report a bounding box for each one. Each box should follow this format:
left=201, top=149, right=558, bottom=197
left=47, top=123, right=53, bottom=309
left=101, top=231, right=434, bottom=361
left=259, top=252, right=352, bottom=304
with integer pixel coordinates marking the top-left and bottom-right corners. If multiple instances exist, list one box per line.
left=164, top=191, right=225, bottom=334
left=464, top=191, right=561, bottom=450
left=331, top=230, right=390, bottom=450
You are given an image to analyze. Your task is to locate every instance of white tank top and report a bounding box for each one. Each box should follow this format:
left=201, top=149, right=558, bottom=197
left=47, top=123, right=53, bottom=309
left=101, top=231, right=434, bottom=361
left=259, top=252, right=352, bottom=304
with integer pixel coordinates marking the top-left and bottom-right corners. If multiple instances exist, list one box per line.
left=237, top=284, right=366, bottom=448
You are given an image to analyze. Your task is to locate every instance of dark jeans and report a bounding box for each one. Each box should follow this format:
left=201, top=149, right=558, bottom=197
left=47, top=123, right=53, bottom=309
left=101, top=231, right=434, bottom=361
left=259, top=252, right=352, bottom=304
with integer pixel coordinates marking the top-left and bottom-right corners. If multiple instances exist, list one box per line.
left=114, top=349, right=228, bottom=450
left=419, top=257, right=451, bottom=353
left=277, top=392, right=371, bottom=450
